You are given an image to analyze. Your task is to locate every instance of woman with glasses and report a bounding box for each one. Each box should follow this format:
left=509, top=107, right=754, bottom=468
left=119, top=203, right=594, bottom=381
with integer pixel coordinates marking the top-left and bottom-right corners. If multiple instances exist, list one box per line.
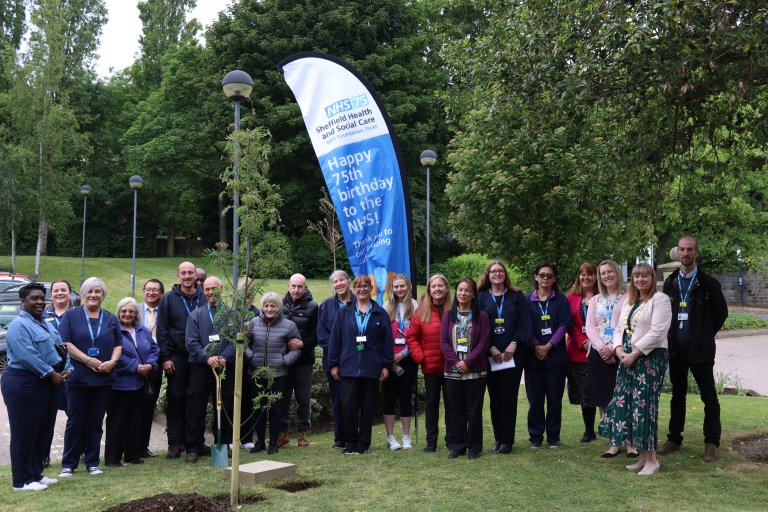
left=329, top=275, right=394, bottom=455
left=382, top=274, right=419, bottom=450
left=565, top=262, right=599, bottom=443
left=526, top=262, right=573, bottom=449
left=406, top=274, right=452, bottom=453
left=477, top=260, right=531, bottom=454
left=599, top=263, right=671, bottom=476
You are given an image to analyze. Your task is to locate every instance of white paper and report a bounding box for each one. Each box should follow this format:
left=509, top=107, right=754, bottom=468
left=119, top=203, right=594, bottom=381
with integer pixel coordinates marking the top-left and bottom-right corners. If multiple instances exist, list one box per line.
left=488, top=356, right=516, bottom=372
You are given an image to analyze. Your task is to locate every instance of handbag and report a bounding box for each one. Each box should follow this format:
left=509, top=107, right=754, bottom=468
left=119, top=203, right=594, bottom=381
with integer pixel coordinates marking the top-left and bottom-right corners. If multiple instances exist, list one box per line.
left=52, top=343, right=68, bottom=373
left=143, top=376, right=157, bottom=401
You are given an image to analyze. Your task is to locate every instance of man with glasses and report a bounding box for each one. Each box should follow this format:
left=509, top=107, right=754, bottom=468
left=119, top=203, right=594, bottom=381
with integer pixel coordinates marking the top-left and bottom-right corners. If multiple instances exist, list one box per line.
left=138, top=279, right=164, bottom=458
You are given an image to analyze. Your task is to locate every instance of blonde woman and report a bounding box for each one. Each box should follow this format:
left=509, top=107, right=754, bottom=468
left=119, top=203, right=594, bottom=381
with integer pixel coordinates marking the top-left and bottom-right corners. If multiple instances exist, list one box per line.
left=599, top=263, right=672, bottom=476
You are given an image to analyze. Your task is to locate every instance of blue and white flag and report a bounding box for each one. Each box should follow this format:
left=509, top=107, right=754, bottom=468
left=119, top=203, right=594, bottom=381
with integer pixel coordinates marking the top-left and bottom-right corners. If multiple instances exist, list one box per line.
left=279, top=52, right=415, bottom=301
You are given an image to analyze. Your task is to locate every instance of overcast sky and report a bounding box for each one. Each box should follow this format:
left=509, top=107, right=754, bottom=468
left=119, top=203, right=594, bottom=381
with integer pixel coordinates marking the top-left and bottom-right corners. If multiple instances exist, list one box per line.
left=95, top=0, right=233, bottom=78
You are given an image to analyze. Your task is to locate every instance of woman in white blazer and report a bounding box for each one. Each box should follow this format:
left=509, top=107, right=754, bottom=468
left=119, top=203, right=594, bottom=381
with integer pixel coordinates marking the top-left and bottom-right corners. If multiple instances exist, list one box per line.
left=599, top=263, right=671, bottom=476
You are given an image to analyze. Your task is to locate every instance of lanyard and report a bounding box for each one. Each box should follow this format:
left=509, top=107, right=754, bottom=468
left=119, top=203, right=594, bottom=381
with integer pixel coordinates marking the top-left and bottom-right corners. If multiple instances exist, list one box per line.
left=603, top=291, right=623, bottom=320
left=678, top=270, right=698, bottom=306
left=580, top=298, right=588, bottom=322
left=537, top=300, right=549, bottom=323
left=206, top=303, right=215, bottom=327
left=182, top=295, right=199, bottom=316
left=494, top=292, right=505, bottom=319
left=355, top=307, right=371, bottom=335
left=83, top=307, right=103, bottom=347
left=457, top=310, right=472, bottom=339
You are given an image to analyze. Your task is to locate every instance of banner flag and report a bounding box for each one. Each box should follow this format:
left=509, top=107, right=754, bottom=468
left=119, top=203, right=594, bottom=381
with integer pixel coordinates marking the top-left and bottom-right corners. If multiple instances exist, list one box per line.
left=279, top=52, right=416, bottom=301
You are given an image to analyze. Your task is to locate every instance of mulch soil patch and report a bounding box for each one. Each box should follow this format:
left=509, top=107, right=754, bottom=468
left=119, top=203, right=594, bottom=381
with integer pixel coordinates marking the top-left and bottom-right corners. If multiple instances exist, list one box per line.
left=104, top=492, right=265, bottom=512
left=271, top=479, right=323, bottom=493
left=731, top=432, right=768, bottom=462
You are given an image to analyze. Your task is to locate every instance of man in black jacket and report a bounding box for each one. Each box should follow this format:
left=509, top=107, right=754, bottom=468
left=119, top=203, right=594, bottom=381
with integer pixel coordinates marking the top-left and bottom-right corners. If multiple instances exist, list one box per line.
left=156, top=261, right=205, bottom=459
left=279, top=273, right=319, bottom=447
left=660, top=236, right=728, bottom=462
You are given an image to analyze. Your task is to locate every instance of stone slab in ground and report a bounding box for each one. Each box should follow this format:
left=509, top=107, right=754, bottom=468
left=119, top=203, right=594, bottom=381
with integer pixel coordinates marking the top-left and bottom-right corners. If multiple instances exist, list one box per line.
left=224, top=460, right=297, bottom=485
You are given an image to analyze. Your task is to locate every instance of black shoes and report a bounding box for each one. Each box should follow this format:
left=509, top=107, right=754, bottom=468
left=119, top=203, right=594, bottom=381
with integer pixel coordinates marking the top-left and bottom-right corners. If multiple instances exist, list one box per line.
left=125, top=458, right=144, bottom=464
left=530, top=440, right=542, bottom=449
left=448, top=449, right=467, bottom=459
left=249, top=440, right=266, bottom=453
left=142, top=450, right=157, bottom=458
left=497, top=444, right=512, bottom=454
left=105, top=461, right=123, bottom=468
left=423, top=444, right=437, bottom=453
left=488, top=441, right=502, bottom=453
left=580, top=431, right=597, bottom=443
left=267, top=442, right=278, bottom=455
left=333, top=440, right=345, bottom=449
left=468, top=451, right=481, bottom=459
left=166, top=444, right=183, bottom=459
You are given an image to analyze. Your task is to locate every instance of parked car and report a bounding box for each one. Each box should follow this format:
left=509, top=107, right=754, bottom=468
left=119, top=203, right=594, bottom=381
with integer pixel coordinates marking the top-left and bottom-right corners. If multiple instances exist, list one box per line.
left=0, top=303, right=21, bottom=327
left=0, top=282, right=52, bottom=303
left=0, top=271, right=31, bottom=283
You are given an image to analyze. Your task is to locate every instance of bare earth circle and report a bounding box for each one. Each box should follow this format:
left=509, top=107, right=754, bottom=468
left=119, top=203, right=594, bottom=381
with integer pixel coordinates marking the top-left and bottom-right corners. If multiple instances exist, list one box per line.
left=731, top=432, right=768, bottom=463
left=104, top=492, right=265, bottom=512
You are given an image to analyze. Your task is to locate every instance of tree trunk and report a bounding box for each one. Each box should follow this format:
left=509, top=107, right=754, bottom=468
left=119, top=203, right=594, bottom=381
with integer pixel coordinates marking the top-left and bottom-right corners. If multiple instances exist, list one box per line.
left=218, top=194, right=227, bottom=244
left=166, top=220, right=176, bottom=257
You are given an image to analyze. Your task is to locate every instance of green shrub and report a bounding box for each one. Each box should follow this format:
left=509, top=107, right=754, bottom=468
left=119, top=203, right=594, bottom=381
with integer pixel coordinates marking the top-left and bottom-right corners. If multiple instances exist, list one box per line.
left=722, top=311, right=768, bottom=330
left=433, top=254, right=526, bottom=289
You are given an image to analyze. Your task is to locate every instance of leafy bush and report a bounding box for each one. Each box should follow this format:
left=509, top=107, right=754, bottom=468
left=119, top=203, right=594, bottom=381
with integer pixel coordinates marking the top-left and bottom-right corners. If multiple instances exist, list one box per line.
left=722, top=311, right=768, bottom=330
left=433, top=254, right=527, bottom=289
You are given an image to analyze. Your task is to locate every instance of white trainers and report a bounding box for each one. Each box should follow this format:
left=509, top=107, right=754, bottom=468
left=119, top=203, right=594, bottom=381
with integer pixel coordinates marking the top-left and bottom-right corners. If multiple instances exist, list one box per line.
left=387, top=434, right=402, bottom=451
left=402, top=435, right=412, bottom=449
left=59, top=468, right=74, bottom=478
left=87, top=466, right=103, bottom=475
left=242, top=442, right=255, bottom=450
left=13, top=482, right=47, bottom=491
left=38, top=476, right=58, bottom=485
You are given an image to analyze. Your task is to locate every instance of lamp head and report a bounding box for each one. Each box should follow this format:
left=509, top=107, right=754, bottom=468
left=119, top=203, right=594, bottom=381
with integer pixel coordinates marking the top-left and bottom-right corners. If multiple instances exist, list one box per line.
left=420, top=149, right=437, bottom=167
left=129, top=175, right=144, bottom=190
left=222, top=70, right=254, bottom=102
left=80, top=185, right=92, bottom=196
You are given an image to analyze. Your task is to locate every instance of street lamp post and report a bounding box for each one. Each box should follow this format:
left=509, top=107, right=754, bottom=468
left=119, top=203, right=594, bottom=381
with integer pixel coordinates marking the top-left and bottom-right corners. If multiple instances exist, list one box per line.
left=222, top=69, right=253, bottom=508
left=129, top=175, right=144, bottom=297
left=79, top=185, right=92, bottom=286
left=420, top=150, right=437, bottom=282
left=737, top=248, right=744, bottom=307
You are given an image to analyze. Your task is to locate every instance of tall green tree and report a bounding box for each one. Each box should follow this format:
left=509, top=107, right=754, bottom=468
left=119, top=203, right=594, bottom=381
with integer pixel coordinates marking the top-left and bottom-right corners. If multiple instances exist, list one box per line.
left=443, top=0, right=768, bottom=273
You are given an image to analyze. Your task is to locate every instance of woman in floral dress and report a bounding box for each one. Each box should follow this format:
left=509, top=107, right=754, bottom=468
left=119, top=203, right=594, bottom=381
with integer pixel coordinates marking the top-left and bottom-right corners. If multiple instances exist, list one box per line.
left=599, top=263, right=671, bottom=476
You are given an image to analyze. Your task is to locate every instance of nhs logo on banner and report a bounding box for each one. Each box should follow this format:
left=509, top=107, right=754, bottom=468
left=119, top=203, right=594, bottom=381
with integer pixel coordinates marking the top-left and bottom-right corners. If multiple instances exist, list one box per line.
left=325, top=94, right=369, bottom=118
left=280, top=52, right=416, bottom=301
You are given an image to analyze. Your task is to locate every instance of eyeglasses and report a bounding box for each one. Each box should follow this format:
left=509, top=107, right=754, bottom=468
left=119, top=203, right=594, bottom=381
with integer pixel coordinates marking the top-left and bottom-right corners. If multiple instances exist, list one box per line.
left=144, top=288, right=161, bottom=293
left=537, top=273, right=555, bottom=279
left=354, top=285, right=372, bottom=290
left=490, top=269, right=505, bottom=275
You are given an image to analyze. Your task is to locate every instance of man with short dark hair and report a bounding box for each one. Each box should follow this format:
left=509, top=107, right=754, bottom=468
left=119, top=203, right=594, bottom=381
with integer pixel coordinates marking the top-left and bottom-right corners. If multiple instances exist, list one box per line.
left=156, top=262, right=205, bottom=459
left=660, top=235, right=728, bottom=462
left=138, top=279, right=164, bottom=458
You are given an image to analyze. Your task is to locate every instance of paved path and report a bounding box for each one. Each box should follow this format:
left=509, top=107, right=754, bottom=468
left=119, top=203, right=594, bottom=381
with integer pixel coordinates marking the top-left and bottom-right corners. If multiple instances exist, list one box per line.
left=1, top=333, right=765, bottom=466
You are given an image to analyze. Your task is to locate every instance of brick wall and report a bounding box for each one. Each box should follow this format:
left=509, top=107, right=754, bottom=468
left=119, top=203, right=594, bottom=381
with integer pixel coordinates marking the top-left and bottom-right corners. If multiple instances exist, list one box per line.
left=709, top=270, right=768, bottom=307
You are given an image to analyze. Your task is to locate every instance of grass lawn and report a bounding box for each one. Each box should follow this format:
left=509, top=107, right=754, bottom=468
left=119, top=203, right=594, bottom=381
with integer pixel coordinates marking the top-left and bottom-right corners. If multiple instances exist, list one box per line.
left=0, top=391, right=766, bottom=511
left=1, top=256, right=335, bottom=311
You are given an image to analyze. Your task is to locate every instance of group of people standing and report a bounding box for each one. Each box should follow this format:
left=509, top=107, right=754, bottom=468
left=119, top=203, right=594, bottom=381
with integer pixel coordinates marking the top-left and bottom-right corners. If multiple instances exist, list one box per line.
left=2, top=234, right=728, bottom=491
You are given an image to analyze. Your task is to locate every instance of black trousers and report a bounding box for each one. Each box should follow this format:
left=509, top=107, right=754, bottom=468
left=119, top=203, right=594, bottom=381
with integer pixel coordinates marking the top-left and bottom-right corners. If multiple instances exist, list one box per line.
left=221, top=364, right=257, bottom=444
left=487, top=365, right=524, bottom=445
left=340, top=377, right=378, bottom=452
left=525, top=366, right=566, bottom=443
left=140, top=367, right=163, bottom=452
left=326, top=369, right=345, bottom=444
left=254, top=376, right=287, bottom=444
left=2, top=367, right=58, bottom=487
left=423, top=374, right=449, bottom=448
left=667, top=353, right=721, bottom=446
left=382, top=358, right=417, bottom=416
left=105, top=388, right=144, bottom=463
left=444, top=377, right=487, bottom=454
left=164, top=354, right=190, bottom=448
left=185, top=363, right=217, bottom=452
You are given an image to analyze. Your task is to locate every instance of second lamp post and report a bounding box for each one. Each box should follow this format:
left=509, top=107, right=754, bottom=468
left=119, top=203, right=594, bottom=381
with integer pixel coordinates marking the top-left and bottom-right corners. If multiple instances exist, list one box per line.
left=129, top=175, right=144, bottom=297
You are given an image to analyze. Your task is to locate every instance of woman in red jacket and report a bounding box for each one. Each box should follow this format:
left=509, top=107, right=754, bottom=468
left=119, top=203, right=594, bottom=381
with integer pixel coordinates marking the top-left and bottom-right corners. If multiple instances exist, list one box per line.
left=566, top=262, right=599, bottom=443
left=406, top=274, right=451, bottom=453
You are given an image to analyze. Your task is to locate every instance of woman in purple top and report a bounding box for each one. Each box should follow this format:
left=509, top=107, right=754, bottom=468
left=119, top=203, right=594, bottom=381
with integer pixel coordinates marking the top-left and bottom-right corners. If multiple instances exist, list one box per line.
left=440, top=277, right=490, bottom=459
left=105, top=297, right=159, bottom=466
left=526, top=262, right=573, bottom=449
left=58, top=277, right=122, bottom=477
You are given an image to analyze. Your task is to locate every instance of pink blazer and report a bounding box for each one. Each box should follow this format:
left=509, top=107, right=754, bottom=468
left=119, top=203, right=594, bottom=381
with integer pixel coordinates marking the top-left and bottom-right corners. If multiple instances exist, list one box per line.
left=613, top=292, right=672, bottom=355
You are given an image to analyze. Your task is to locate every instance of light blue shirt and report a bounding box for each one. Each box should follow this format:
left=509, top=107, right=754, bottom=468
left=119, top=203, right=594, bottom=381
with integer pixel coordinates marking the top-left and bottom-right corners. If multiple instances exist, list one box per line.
left=6, top=310, right=73, bottom=378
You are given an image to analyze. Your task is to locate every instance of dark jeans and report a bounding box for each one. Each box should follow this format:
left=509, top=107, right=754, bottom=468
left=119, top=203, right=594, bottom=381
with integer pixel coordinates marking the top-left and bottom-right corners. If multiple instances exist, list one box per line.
left=445, top=377, right=487, bottom=454
left=63, top=385, right=111, bottom=469
left=2, top=368, right=58, bottom=487
left=140, top=367, right=163, bottom=452
left=105, top=388, right=144, bottom=463
left=254, top=376, right=287, bottom=445
left=487, top=365, right=524, bottom=445
left=525, top=366, right=566, bottom=443
left=340, top=377, right=378, bottom=453
left=423, top=374, right=449, bottom=448
left=221, top=365, right=256, bottom=444
left=185, top=363, right=216, bottom=453
left=164, top=354, right=190, bottom=447
left=382, top=358, right=417, bottom=416
left=326, top=369, right=344, bottom=443
left=281, top=363, right=314, bottom=432
left=667, top=353, right=721, bottom=446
